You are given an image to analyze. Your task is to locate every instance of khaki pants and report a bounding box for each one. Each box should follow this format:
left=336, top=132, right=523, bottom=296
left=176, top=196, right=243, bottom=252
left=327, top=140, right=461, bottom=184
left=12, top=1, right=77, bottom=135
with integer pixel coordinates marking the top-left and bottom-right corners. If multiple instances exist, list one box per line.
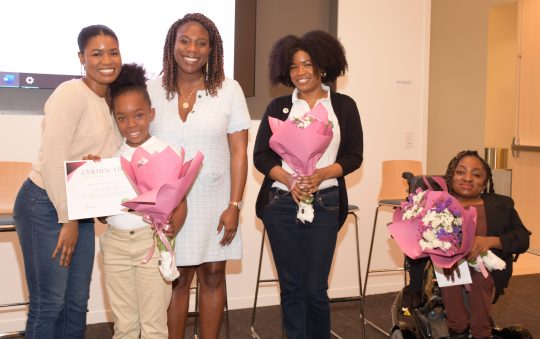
left=100, top=225, right=172, bottom=339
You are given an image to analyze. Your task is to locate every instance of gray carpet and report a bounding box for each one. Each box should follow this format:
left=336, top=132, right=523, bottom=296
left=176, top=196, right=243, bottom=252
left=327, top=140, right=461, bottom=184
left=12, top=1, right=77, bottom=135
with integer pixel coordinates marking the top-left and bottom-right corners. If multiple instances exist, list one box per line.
left=4, top=274, right=538, bottom=338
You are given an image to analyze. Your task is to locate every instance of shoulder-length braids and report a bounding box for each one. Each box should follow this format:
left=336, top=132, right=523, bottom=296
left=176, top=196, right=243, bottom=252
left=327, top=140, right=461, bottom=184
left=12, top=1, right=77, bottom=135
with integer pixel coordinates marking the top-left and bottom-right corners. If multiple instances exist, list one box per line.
left=161, top=13, right=225, bottom=99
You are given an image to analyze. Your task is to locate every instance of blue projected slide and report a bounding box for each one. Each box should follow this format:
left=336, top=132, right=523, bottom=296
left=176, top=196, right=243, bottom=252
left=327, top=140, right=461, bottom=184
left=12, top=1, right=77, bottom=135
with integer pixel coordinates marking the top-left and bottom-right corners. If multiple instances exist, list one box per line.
left=0, top=72, right=79, bottom=89
left=1, top=72, right=20, bottom=88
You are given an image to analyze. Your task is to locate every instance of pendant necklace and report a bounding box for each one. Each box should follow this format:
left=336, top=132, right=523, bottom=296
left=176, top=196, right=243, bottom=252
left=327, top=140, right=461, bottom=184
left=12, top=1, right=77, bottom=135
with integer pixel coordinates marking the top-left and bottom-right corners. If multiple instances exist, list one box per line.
left=179, top=77, right=203, bottom=109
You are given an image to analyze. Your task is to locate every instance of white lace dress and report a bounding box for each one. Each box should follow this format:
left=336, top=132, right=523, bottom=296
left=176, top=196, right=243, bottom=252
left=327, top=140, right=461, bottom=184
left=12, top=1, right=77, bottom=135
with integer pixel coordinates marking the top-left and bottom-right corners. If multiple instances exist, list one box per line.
left=147, top=77, right=251, bottom=265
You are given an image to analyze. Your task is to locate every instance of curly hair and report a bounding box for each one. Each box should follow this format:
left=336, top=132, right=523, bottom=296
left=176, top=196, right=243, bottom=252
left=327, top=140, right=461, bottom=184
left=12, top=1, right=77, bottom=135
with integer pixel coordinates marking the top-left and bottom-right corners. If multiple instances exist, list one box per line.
left=109, top=63, right=151, bottom=108
left=161, top=13, right=224, bottom=99
left=444, top=150, right=495, bottom=195
left=268, top=30, right=348, bottom=87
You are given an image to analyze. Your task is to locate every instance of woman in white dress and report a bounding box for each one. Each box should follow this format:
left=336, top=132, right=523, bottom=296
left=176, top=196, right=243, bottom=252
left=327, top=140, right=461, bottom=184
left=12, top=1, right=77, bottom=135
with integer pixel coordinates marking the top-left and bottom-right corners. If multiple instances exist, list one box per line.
left=147, top=13, right=250, bottom=338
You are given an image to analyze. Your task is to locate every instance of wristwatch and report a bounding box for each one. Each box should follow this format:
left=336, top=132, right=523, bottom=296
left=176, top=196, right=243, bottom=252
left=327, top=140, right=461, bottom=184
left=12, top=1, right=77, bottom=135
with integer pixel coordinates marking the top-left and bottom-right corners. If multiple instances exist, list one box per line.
left=229, top=201, right=244, bottom=210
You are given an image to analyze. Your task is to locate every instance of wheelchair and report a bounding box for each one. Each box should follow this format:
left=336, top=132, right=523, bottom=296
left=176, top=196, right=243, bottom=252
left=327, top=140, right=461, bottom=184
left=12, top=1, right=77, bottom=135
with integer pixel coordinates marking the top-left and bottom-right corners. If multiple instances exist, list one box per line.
left=389, top=174, right=533, bottom=339
left=389, top=256, right=533, bottom=339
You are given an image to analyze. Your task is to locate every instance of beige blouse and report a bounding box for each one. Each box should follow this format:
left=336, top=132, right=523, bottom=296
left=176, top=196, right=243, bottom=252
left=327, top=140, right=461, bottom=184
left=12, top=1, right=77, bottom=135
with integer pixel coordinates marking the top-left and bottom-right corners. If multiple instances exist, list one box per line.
left=29, top=79, right=120, bottom=223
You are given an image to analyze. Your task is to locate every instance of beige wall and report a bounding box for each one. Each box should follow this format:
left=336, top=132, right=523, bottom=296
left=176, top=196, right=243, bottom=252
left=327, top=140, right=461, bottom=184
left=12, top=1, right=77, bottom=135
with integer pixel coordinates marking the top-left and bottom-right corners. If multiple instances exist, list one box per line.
left=337, top=0, right=430, bottom=292
left=512, top=0, right=540, bottom=253
left=427, top=0, right=489, bottom=174
left=484, top=2, right=518, bottom=150
left=428, top=0, right=538, bottom=252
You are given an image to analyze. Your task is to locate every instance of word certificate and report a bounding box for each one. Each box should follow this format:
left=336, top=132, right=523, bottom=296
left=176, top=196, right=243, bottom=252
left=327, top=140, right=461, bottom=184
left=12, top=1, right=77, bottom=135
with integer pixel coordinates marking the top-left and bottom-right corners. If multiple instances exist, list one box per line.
left=65, top=158, right=136, bottom=220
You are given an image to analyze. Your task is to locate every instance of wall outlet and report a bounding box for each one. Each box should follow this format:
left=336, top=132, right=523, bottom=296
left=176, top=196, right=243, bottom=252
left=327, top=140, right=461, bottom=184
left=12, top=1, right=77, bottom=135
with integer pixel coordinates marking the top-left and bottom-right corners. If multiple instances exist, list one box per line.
left=404, top=131, right=414, bottom=148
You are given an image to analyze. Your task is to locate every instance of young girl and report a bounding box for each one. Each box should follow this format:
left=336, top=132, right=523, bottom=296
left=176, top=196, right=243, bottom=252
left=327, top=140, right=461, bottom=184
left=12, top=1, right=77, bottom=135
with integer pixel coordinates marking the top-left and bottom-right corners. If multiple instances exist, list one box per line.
left=99, top=63, right=187, bottom=339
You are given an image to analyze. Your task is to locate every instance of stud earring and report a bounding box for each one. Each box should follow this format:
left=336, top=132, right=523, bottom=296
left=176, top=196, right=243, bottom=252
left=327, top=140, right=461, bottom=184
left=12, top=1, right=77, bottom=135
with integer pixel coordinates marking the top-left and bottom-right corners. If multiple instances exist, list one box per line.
left=321, top=71, right=327, bottom=78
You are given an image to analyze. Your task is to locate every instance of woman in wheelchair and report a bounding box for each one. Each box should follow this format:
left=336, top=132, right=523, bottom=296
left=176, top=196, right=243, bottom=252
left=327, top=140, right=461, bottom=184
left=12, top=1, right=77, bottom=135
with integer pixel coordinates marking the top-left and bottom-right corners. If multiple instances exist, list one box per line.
left=435, top=150, right=531, bottom=339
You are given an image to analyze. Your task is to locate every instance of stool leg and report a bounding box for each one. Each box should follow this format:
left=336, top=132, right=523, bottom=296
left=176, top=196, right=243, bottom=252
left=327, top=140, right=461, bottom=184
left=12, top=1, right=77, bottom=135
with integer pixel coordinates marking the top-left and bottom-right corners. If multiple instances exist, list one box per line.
left=224, top=279, right=230, bottom=339
left=250, top=228, right=267, bottom=339
left=361, top=204, right=397, bottom=337
left=352, top=211, right=366, bottom=339
left=194, top=278, right=200, bottom=338
left=362, top=205, right=381, bottom=300
left=360, top=204, right=383, bottom=337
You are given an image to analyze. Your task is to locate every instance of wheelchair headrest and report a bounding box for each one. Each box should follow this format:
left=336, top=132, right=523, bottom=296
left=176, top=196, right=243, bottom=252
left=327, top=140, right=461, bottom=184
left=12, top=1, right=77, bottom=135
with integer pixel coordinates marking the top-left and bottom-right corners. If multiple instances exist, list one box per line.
left=402, top=173, right=446, bottom=193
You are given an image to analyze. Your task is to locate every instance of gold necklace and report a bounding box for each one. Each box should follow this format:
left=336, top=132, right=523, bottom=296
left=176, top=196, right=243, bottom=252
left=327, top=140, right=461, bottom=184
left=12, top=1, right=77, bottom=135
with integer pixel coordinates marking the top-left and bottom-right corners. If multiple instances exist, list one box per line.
left=179, top=77, right=203, bottom=109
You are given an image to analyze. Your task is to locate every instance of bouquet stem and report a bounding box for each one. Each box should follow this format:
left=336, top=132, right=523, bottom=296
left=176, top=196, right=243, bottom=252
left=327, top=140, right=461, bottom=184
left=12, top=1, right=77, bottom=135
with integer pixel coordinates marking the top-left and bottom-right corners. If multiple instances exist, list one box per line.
left=157, top=235, right=179, bottom=282
left=297, top=196, right=314, bottom=223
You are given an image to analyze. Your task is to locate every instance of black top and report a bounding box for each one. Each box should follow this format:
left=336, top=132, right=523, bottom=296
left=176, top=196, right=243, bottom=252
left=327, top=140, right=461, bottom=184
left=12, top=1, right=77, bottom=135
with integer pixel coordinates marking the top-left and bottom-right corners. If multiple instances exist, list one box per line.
left=405, top=191, right=531, bottom=303
left=482, top=193, right=531, bottom=301
left=253, top=92, right=363, bottom=227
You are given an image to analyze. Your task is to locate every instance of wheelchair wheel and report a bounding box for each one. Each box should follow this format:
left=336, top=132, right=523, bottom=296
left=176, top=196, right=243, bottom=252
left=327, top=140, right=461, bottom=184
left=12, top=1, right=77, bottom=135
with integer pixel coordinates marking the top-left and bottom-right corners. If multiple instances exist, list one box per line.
left=390, top=323, right=417, bottom=339
left=492, top=325, right=533, bottom=339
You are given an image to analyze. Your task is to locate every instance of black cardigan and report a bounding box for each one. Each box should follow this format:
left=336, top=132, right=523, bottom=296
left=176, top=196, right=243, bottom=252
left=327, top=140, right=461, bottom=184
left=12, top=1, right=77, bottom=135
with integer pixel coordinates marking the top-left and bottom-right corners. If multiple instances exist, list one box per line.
left=253, top=92, right=363, bottom=227
left=482, top=193, right=531, bottom=301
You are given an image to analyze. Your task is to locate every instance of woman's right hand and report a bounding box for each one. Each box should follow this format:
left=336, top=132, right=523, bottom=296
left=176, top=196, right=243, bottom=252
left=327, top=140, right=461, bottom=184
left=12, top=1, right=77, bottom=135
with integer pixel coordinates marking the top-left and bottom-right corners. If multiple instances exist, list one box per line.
left=52, top=220, right=79, bottom=267
left=268, top=166, right=311, bottom=204
left=290, top=178, right=313, bottom=204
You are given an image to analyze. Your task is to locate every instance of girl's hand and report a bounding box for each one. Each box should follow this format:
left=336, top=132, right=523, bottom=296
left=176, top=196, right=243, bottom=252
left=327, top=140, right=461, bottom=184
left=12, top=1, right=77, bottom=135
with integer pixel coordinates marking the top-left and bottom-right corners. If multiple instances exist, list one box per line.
left=96, top=216, right=108, bottom=224
left=217, top=205, right=239, bottom=246
left=83, top=154, right=101, bottom=161
left=165, top=199, right=187, bottom=238
left=52, top=221, right=79, bottom=267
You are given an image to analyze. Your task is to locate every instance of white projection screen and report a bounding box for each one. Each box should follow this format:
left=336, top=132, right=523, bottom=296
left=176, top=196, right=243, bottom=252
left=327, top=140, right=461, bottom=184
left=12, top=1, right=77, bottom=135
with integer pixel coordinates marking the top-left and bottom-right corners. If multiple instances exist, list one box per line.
left=0, top=0, right=236, bottom=88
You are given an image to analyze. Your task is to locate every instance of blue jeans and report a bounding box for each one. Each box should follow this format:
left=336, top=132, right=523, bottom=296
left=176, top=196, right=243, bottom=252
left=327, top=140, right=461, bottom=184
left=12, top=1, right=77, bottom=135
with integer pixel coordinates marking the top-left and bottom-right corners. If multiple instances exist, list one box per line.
left=262, top=186, right=339, bottom=339
left=13, top=179, right=94, bottom=339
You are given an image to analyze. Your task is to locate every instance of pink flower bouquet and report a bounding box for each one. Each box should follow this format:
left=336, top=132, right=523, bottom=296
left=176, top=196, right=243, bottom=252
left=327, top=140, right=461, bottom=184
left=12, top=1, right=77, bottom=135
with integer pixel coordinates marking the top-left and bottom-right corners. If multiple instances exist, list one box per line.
left=388, top=179, right=477, bottom=269
left=268, top=103, right=333, bottom=223
left=121, top=146, right=203, bottom=281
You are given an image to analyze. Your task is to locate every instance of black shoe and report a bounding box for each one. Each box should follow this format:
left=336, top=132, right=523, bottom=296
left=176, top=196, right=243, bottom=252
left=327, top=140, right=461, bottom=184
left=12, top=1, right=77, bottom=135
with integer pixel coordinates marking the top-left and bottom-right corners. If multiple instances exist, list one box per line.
left=439, top=328, right=470, bottom=339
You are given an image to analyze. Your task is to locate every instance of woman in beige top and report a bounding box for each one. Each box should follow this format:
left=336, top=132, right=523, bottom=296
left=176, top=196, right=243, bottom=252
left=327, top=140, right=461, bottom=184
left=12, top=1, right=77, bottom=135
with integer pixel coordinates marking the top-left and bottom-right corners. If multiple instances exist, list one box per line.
left=13, top=24, right=122, bottom=339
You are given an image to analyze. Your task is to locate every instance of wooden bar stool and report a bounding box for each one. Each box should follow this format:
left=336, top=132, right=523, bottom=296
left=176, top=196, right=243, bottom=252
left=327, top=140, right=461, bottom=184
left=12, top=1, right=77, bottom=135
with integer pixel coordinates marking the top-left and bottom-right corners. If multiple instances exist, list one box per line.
left=0, top=161, right=32, bottom=337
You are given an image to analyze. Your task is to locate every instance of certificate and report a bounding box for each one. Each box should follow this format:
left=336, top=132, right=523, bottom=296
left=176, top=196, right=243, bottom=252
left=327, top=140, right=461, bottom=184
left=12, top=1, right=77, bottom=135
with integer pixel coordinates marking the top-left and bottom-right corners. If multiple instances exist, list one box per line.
left=433, top=260, right=472, bottom=287
left=65, top=158, right=137, bottom=220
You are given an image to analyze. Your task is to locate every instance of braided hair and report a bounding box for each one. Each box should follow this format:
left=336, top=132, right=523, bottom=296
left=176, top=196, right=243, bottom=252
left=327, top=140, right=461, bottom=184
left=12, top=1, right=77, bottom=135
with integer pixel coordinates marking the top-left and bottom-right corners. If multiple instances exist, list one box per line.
left=161, top=13, right=224, bottom=99
left=109, top=63, right=151, bottom=108
left=269, top=30, right=348, bottom=87
left=444, top=150, right=495, bottom=195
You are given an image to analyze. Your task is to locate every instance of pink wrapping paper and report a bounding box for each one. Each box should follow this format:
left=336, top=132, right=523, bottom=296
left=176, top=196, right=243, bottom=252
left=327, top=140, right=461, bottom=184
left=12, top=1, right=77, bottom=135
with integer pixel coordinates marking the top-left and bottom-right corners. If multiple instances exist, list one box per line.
left=120, top=146, right=204, bottom=263
left=121, top=146, right=203, bottom=225
left=388, top=190, right=477, bottom=269
left=268, top=103, right=333, bottom=178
